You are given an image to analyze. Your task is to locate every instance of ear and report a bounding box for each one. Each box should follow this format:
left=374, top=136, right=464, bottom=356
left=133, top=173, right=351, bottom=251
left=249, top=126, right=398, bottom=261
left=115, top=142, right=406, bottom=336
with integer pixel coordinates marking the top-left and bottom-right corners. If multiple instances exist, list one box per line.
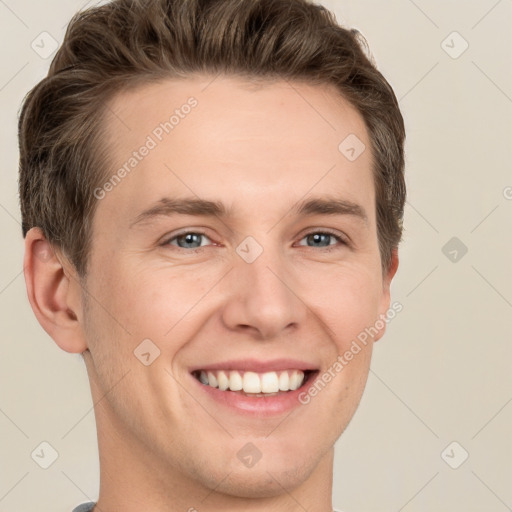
left=23, top=227, right=88, bottom=353
left=373, top=247, right=399, bottom=342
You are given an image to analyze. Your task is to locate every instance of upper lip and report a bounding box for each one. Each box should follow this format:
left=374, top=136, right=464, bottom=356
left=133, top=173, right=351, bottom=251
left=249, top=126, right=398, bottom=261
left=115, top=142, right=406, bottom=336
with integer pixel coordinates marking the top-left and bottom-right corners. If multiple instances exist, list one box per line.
left=189, top=358, right=319, bottom=373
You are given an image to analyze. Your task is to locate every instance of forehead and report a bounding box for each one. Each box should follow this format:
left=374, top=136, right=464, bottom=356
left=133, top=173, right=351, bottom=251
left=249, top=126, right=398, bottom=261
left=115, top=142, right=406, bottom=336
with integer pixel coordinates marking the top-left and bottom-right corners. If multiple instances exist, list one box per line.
left=97, top=76, right=374, bottom=225
left=106, top=75, right=369, bottom=150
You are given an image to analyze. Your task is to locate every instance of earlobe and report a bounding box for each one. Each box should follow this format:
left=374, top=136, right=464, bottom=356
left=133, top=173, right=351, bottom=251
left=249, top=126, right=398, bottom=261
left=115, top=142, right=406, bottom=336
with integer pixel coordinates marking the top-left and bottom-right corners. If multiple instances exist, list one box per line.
left=23, top=227, right=88, bottom=354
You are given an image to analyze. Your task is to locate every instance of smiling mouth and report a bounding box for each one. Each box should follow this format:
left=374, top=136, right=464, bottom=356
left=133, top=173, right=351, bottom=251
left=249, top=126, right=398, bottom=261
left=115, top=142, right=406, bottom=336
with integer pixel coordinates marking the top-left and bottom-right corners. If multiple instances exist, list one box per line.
left=191, top=369, right=318, bottom=397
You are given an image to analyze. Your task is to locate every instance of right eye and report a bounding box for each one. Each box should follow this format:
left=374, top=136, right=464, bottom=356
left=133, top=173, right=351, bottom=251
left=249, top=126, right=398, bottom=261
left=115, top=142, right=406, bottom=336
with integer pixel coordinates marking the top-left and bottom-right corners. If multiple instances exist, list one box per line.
left=161, top=231, right=214, bottom=250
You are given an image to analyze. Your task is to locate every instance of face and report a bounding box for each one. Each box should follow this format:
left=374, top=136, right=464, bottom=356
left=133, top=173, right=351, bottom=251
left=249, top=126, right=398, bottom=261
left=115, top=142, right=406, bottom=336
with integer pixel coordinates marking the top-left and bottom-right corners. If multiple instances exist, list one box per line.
left=79, top=76, right=396, bottom=500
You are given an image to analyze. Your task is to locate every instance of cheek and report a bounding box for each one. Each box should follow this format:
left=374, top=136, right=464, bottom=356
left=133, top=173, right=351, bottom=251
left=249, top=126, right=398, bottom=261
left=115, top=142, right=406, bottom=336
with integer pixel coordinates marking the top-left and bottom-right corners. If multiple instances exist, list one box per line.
left=303, top=265, right=384, bottom=342
left=90, top=246, right=384, bottom=349
left=89, top=259, right=173, bottom=335
left=91, top=263, right=219, bottom=368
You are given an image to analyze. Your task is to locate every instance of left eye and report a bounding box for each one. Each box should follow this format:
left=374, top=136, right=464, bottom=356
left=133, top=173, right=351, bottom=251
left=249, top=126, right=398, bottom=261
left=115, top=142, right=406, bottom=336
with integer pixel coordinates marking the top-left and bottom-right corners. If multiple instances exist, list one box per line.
left=163, top=231, right=346, bottom=250
left=297, top=232, right=346, bottom=248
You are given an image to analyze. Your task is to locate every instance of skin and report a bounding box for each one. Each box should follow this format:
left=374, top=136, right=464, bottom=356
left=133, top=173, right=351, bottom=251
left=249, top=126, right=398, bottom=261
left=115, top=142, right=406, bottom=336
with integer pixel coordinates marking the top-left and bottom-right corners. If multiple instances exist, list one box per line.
left=24, top=76, right=398, bottom=512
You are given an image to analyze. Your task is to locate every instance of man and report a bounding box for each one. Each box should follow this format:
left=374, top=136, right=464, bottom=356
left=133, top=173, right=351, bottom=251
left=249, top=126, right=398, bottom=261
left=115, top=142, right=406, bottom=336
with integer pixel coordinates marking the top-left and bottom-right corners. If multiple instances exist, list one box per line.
left=18, top=0, right=405, bottom=510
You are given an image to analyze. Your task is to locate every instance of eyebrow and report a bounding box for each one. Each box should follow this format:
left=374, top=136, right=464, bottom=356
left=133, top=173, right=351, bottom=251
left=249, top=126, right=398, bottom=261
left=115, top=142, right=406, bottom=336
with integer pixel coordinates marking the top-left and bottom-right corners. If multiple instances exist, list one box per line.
left=129, top=195, right=368, bottom=228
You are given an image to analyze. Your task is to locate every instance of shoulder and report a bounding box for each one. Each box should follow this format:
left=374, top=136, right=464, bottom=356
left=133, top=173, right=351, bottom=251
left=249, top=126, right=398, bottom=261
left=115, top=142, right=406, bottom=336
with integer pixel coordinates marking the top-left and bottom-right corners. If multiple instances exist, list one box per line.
left=73, top=504, right=343, bottom=512
left=71, top=503, right=95, bottom=512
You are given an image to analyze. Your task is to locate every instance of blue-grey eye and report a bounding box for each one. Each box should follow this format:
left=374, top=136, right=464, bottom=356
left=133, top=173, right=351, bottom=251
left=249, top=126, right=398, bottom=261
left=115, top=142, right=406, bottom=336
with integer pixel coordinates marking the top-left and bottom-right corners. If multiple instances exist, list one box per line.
left=298, top=232, right=344, bottom=248
left=168, top=232, right=211, bottom=249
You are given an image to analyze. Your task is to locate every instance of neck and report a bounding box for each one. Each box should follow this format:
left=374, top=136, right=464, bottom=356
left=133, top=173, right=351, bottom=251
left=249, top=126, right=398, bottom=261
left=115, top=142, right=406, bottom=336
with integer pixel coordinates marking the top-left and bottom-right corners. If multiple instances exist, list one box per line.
left=92, top=400, right=335, bottom=512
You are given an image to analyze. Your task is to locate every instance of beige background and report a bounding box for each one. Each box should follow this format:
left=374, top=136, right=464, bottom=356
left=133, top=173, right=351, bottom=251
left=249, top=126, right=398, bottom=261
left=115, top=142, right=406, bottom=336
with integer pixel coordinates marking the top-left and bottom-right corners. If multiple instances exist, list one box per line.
left=1, top=1, right=511, bottom=511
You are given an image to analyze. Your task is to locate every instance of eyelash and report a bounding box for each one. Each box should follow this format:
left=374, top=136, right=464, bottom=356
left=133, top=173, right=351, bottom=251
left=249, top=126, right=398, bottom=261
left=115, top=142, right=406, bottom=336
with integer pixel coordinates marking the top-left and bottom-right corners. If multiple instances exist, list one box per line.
left=160, top=230, right=349, bottom=252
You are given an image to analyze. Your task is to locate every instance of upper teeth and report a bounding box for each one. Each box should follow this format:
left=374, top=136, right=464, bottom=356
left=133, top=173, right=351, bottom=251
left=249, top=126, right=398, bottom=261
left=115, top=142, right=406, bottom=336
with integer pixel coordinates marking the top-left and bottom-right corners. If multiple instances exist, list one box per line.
left=197, top=370, right=305, bottom=393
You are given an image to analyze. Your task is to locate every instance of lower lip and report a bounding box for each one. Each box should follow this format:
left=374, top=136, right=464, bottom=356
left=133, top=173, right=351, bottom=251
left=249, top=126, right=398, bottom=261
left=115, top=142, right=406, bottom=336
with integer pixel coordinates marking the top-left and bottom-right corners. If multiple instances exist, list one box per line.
left=190, top=372, right=319, bottom=417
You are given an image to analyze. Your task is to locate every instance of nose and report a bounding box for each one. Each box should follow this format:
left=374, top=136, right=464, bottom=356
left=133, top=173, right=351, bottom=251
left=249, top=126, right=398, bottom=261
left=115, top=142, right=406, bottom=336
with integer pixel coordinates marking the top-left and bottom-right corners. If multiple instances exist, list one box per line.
left=220, top=242, right=307, bottom=340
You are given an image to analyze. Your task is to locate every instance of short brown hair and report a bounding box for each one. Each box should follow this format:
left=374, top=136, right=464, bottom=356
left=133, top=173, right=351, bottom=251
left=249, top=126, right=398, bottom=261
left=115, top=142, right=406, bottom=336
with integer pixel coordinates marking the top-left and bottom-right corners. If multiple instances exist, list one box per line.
left=18, top=0, right=406, bottom=277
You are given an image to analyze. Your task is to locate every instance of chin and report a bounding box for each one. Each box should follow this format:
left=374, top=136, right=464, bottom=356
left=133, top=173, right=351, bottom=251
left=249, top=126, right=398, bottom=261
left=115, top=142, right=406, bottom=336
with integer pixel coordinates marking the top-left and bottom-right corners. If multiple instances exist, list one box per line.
left=180, top=441, right=320, bottom=499
left=214, top=464, right=312, bottom=499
